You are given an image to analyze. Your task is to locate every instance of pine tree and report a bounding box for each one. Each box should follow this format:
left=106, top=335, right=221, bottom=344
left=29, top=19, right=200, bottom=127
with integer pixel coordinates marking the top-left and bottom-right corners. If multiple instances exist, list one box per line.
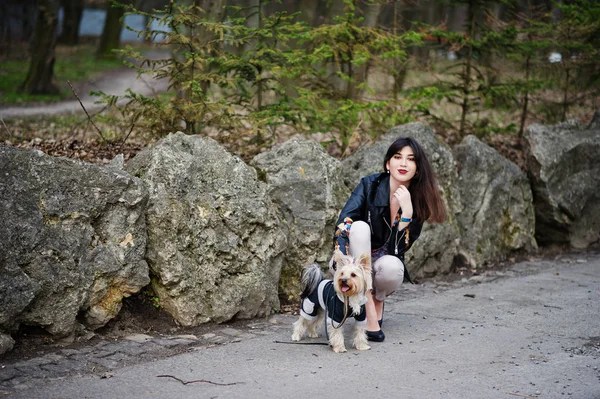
left=540, top=0, right=600, bottom=122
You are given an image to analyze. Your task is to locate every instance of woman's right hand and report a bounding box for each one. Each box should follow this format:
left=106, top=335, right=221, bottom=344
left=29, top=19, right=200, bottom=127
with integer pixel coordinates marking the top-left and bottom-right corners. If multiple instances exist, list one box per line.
left=393, top=185, right=413, bottom=218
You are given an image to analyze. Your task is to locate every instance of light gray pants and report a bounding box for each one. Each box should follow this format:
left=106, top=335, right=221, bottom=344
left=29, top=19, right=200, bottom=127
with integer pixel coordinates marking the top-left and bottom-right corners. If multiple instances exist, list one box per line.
left=330, top=221, right=404, bottom=301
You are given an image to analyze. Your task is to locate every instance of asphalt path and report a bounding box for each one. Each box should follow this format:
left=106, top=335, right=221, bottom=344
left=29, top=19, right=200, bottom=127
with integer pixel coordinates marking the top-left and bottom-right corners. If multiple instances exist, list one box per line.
left=4, top=252, right=600, bottom=399
left=0, top=52, right=169, bottom=120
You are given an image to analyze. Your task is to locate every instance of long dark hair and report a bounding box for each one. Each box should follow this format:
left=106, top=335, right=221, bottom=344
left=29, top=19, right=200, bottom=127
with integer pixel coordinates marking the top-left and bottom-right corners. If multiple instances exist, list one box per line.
left=383, top=136, right=447, bottom=223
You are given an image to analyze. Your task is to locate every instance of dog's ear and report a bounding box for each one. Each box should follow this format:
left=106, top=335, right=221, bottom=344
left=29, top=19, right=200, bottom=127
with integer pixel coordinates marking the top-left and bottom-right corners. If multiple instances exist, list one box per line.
left=333, top=249, right=346, bottom=266
left=357, top=253, right=372, bottom=292
left=356, top=253, right=371, bottom=273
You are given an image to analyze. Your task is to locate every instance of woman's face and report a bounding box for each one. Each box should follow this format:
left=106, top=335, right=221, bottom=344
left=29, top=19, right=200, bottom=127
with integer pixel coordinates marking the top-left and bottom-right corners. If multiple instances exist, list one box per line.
left=386, top=146, right=417, bottom=185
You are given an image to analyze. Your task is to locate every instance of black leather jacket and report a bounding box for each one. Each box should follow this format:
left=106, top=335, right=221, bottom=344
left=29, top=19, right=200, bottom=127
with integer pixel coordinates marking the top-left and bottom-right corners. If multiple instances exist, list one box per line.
left=334, top=173, right=423, bottom=283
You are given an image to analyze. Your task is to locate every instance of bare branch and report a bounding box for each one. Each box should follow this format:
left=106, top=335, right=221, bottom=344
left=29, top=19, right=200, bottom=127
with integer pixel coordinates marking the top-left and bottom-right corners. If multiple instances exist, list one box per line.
left=0, top=117, right=12, bottom=139
left=156, top=375, right=243, bottom=386
left=507, top=392, right=537, bottom=399
left=67, top=80, right=106, bottom=144
left=119, top=120, right=137, bottom=151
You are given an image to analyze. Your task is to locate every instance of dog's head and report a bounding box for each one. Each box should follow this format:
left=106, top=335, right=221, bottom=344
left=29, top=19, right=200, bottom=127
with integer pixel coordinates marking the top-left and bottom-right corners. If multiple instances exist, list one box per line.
left=332, top=250, right=372, bottom=297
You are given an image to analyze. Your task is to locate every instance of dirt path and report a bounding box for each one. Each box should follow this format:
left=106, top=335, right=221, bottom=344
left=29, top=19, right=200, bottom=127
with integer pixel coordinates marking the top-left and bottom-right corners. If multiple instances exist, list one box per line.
left=0, top=54, right=170, bottom=120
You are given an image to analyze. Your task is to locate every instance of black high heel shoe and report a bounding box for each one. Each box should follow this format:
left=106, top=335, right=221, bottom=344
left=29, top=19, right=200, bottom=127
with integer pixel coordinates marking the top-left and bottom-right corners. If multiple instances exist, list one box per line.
left=366, top=329, right=385, bottom=342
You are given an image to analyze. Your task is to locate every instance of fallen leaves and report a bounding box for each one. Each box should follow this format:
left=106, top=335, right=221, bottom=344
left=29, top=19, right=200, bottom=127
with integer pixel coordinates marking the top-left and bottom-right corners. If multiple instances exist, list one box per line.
left=7, top=137, right=143, bottom=165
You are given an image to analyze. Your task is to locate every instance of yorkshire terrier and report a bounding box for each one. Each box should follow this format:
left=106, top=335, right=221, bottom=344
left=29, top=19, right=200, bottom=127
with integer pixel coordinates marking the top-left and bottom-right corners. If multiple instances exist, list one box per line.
left=291, top=250, right=372, bottom=353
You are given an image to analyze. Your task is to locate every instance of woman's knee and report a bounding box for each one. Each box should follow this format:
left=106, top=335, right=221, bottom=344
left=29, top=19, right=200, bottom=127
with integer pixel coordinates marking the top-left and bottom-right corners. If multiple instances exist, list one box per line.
left=350, top=220, right=370, bottom=238
left=348, top=221, right=371, bottom=257
left=373, top=256, right=404, bottom=276
left=349, top=221, right=370, bottom=246
left=372, top=256, right=404, bottom=300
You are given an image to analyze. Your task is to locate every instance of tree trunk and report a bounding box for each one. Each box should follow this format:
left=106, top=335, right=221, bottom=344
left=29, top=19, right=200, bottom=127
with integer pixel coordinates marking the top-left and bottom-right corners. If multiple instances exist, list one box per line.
left=242, top=0, right=266, bottom=53
left=96, top=0, right=125, bottom=59
left=19, top=0, right=60, bottom=95
left=296, top=0, right=319, bottom=27
left=561, top=66, right=570, bottom=122
left=21, top=3, right=38, bottom=43
left=350, top=1, right=382, bottom=100
left=518, top=54, right=531, bottom=138
left=459, top=0, right=477, bottom=138
left=323, top=0, right=352, bottom=97
left=0, top=2, right=10, bottom=57
left=176, top=0, right=226, bottom=97
left=323, top=0, right=347, bottom=24
left=58, top=0, right=83, bottom=45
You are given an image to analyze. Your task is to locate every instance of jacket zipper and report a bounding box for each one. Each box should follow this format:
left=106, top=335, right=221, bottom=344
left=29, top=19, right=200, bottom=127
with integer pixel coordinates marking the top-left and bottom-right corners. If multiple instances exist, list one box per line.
left=395, top=230, right=407, bottom=254
left=382, top=216, right=396, bottom=253
left=367, top=211, right=374, bottom=234
left=384, top=216, right=407, bottom=255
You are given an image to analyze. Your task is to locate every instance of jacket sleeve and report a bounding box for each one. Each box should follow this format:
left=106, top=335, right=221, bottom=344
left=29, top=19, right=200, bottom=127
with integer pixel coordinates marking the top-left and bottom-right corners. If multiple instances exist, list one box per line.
left=333, top=178, right=368, bottom=255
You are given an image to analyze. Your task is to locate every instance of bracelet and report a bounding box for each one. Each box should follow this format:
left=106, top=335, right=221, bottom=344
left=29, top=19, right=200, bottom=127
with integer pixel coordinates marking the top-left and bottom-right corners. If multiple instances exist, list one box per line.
left=400, top=217, right=412, bottom=223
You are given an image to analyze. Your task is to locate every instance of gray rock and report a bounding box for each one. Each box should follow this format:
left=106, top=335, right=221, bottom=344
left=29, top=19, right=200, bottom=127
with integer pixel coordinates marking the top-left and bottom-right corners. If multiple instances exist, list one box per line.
left=251, top=139, right=349, bottom=300
left=587, top=110, right=600, bottom=130
left=0, top=333, right=14, bottom=356
left=108, top=154, right=124, bottom=170
left=454, top=135, right=537, bottom=267
left=341, top=123, right=461, bottom=278
left=525, top=120, right=600, bottom=248
left=126, top=132, right=285, bottom=326
left=0, top=146, right=149, bottom=337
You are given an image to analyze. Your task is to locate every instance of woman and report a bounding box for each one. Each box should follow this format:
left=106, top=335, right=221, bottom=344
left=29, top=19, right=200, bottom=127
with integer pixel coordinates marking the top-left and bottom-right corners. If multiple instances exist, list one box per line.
left=332, top=136, right=447, bottom=342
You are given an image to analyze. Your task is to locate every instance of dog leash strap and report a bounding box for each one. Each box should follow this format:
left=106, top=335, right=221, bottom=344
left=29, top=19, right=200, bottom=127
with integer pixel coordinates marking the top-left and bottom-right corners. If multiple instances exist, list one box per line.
left=323, top=285, right=351, bottom=346
left=273, top=340, right=329, bottom=345
left=332, top=296, right=349, bottom=329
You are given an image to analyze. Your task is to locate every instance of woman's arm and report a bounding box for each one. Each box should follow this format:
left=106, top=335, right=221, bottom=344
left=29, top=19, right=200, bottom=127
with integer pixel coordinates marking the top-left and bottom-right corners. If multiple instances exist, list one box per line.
left=333, top=178, right=368, bottom=254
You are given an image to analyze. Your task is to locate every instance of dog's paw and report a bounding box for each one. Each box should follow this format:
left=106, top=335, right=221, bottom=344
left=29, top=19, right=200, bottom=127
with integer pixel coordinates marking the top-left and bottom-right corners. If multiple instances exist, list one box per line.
left=332, top=345, right=347, bottom=353
left=291, top=333, right=302, bottom=341
left=355, top=343, right=371, bottom=351
left=307, top=331, right=319, bottom=338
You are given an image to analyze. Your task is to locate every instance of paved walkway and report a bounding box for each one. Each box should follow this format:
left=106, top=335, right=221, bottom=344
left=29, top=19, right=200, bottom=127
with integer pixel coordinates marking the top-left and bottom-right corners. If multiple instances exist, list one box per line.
left=0, top=52, right=169, bottom=120
left=1, top=251, right=599, bottom=399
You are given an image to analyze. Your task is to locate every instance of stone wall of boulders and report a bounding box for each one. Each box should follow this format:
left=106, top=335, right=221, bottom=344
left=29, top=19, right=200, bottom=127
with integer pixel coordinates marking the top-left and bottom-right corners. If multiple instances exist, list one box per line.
left=1, top=115, right=599, bottom=355
left=0, top=146, right=150, bottom=355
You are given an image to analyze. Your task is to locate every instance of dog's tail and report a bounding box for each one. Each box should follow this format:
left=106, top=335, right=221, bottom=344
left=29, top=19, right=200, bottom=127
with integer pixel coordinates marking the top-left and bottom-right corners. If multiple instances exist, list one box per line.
left=299, top=264, right=324, bottom=299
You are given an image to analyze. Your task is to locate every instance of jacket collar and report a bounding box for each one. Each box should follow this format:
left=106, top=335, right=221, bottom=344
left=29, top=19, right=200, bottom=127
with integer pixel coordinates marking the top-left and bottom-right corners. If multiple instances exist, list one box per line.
left=374, top=173, right=390, bottom=207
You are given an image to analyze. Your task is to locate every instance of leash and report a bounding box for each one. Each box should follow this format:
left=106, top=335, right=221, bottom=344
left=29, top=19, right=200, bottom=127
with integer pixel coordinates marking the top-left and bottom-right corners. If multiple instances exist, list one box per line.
left=324, top=288, right=350, bottom=343
left=328, top=296, right=350, bottom=330
left=273, top=340, right=329, bottom=345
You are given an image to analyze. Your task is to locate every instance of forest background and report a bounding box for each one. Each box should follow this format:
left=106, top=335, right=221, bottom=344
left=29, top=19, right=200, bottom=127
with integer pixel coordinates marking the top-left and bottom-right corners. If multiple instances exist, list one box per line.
left=0, top=0, right=599, bottom=167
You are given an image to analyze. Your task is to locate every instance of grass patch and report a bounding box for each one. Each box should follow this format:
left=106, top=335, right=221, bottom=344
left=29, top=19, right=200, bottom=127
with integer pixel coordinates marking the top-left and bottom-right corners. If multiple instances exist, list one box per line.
left=0, top=44, right=127, bottom=105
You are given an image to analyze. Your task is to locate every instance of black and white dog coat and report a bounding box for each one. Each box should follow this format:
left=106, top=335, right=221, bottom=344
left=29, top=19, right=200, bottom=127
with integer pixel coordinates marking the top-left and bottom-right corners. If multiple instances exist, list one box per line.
left=300, top=280, right=367, bottom=324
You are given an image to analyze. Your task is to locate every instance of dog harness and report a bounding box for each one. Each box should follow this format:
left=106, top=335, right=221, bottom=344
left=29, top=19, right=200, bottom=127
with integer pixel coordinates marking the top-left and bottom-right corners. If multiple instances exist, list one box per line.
left=300, top=280, right=367, bottom=323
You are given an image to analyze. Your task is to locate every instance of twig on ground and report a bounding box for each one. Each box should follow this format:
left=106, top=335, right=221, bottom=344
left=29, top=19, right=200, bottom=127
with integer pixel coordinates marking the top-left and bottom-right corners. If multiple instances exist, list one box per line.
left=67, top=80, right=105, bottom=144
left=0, top=117, right=11, bottom=138
left=156, top=374, right=243, bottom=386
left=507, top=392, right=537, bottom=399
left=543, top=304, right=563, bottom=310
left=119, top=122, right=136, bottom=151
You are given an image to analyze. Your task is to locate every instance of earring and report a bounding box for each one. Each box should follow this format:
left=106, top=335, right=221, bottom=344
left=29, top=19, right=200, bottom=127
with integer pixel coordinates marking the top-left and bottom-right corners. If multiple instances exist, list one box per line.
left=386, top=169, right=390, bottom=173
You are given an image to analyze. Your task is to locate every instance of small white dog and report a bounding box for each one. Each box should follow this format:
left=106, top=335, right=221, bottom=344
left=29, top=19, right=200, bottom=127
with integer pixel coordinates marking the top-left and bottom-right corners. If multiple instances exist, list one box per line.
left=291, top=250, right=372, bottom=353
